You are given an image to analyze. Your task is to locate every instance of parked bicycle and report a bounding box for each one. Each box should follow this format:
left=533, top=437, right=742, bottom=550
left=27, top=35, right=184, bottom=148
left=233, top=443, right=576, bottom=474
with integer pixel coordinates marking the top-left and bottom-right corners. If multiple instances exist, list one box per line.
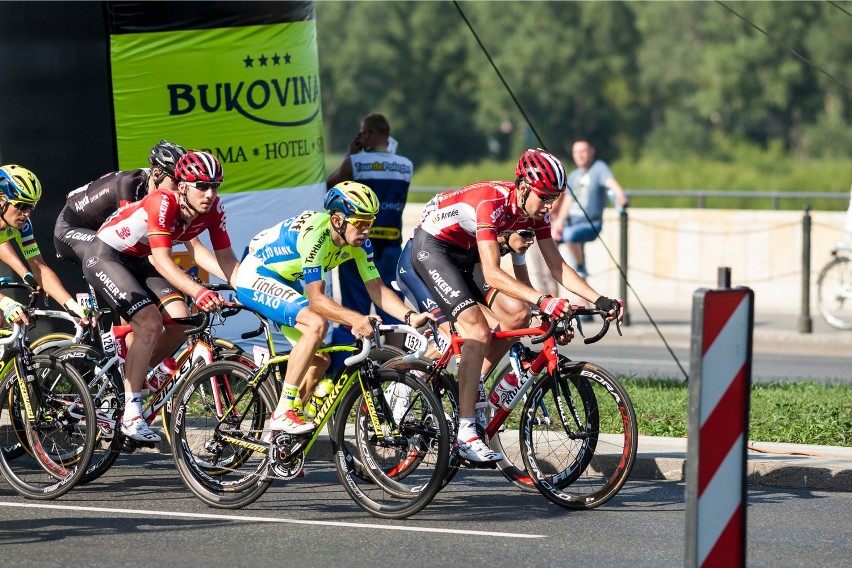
left=817, top=241, right=852, bottom=330
left=0, top=278, right=96, bottom=499
left=385, top=306, right=638, bottom=510
left=170, top=307, right=449, bottom=520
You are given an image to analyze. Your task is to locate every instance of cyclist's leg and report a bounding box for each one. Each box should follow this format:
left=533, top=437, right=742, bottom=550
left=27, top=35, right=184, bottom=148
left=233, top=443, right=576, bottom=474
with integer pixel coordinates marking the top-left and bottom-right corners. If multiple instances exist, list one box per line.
left=410, top=230, right=501, bottom=462
left=82, top=244, right=163, bottom=442
left=143, top=269, right=193, bottom=365
left=234, top=261, right=320, bottom=434
left=53, top=208, right=93, bottom=265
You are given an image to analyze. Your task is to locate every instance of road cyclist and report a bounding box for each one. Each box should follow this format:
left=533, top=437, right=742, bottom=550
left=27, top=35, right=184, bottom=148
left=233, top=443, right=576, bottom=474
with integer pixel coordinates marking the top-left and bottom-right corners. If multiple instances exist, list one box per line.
left=82, top=150, right=240, bottom=444
left=232, top=181, right=434, bottom=436
left=407, top=148, right=622, bottom=464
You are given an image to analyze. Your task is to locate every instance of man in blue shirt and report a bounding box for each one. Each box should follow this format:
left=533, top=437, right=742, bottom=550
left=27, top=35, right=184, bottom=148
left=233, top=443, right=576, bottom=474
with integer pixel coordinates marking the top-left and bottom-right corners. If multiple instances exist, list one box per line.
left=327, top=113, right=413, bottom=324
left=552, top=140, right=628, bottom=278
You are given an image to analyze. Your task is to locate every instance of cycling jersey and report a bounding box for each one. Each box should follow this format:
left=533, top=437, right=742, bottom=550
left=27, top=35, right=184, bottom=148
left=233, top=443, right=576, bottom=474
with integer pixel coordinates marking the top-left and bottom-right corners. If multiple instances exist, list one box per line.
left=418, top=181, right=551, bottom=248
left=62, top=169, right=150, bottom=229
left=0, top=219, right=40, bottom=259
left=96, top=188, right=231, bottom=256
left=54, top=169, right=152, bottom=264
left=243, top=210, right=378, bottom=285
left=235, top=210, right=380, bottom=337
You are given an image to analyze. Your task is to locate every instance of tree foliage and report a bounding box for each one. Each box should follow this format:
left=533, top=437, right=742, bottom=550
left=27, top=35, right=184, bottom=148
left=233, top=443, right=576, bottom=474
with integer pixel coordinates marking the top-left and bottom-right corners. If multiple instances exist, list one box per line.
left=316, top=1, right=852, bottom=166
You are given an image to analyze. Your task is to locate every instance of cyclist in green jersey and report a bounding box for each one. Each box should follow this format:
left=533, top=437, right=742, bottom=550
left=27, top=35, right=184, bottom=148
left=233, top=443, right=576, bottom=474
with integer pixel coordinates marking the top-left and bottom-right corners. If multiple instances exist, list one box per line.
left=234, top=181, right=432, bottom=434
left=0, top=165, right=89, bottom=327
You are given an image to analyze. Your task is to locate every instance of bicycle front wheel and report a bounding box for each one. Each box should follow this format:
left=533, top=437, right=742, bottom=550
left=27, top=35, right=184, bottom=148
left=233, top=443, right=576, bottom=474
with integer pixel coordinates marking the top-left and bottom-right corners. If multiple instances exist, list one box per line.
left=817, top=256, right=852, bottom=330
left=0, top=355, right=96, bottom=499
left=332, top=368, right=449, bottom=519
left=520, top=361, right=637, bottom=510
left=171, top=360, right=275, bottom=509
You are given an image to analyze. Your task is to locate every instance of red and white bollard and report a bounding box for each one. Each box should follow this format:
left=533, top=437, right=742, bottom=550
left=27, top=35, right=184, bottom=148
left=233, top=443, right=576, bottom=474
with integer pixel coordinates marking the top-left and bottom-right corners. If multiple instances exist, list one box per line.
left=685, top=268, right=753, bottom=568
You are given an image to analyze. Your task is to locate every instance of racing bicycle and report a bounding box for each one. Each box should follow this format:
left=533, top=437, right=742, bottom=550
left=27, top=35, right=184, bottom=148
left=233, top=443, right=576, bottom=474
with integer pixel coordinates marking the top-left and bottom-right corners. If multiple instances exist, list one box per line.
left=386, top=306, right=638, bottom=510
left=170, top=310, right=449, bottom=519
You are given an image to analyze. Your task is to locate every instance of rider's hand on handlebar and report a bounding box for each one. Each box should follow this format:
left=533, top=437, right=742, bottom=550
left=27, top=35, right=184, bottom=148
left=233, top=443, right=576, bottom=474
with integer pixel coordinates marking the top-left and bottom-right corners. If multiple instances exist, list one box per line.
left=63, top=298, right=96, bottom=328
left=594, top=295, right=623, bottom=325
left=0, top=296, right=28, bottom=325
left=537, top=295, right=572, bottom=320
left=351, top=314, right=380, bottom=340
left=407, top=311, right=435, bottom=329
left=194, top=288, right=223, bottom=312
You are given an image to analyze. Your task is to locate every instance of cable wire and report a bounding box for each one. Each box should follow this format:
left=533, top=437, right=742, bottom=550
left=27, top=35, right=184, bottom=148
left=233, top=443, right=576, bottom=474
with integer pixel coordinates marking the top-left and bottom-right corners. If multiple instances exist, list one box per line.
left=716, top=1, right=852, bottom=95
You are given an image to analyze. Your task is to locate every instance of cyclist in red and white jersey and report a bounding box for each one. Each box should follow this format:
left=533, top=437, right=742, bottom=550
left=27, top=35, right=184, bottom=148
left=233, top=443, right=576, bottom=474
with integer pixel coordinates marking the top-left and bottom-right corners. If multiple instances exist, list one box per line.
left=411, top=148, right=622, bottom=463
left=83, top=151, right=240, bottom=442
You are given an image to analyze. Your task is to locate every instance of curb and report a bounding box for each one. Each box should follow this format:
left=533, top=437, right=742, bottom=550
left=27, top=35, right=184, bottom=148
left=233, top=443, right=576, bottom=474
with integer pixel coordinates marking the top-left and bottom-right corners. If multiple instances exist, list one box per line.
left=149, top=433, right=851, bottom=492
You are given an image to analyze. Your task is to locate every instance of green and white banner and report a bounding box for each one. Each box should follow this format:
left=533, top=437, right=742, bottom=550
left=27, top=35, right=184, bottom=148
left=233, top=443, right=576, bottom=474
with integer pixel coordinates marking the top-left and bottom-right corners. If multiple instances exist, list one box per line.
left=109, top=3, right=326, bottom=255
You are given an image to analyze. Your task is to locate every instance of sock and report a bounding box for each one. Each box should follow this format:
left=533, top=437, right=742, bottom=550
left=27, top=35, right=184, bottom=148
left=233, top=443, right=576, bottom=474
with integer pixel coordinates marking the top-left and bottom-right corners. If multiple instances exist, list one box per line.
left=459, top=418, right=478, bottom=442
left=123, top=392, right=143, bottom=423
left=276, top=383, right=300, bottom=415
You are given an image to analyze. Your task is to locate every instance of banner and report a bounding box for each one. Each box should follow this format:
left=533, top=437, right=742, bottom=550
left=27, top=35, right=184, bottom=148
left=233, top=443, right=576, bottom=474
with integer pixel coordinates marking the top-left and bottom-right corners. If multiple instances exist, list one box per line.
left=107, top=2, right=327, bottom=344
left=108, top=2, right=326, bottom=253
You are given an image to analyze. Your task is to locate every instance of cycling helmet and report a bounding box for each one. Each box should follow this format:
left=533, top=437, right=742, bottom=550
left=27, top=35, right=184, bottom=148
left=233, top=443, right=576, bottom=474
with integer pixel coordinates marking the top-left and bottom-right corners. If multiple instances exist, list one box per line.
left=148, top=139, right=187, bottom=176
left=515, top=148, right=566, bottom=196
left=324, top=181, right=379, bottom=217
left=0, top=165, right=42, bottom=204
left=174, top=151, right=224, bottom=183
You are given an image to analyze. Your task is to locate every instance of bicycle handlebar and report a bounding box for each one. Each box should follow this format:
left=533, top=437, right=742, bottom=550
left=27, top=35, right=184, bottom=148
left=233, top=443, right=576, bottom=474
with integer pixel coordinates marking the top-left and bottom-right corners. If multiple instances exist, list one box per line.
left=0, top=323, right=22, bottom=346
left=530, top=305, right=621, bottom=345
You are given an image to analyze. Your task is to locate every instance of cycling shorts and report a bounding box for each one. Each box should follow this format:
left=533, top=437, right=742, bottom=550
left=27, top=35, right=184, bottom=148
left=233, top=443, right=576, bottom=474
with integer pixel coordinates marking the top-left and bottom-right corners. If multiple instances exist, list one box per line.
left=409, top=228, right=485, bottom=323
left=396, top=239, right=448, bottom=326
left=234, top=254, right=309, bottom=344
left=54, top=207, right=96, bottom=265
left=82, top=239, right=184, bottom=320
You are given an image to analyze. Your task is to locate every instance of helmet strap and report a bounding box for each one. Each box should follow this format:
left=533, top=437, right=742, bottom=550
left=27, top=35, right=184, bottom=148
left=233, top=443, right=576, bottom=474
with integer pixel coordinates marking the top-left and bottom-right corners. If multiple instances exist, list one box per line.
left=0, top=200, right=10, bottom=226
left=178, top=187, right=202, bottom=218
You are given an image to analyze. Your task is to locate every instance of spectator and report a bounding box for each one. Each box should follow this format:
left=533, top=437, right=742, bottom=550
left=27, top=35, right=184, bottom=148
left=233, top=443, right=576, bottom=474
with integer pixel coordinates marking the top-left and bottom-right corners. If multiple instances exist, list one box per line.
left=551, top=140, right=628, bottom=279
left=327, top=114, right=413, bottom=326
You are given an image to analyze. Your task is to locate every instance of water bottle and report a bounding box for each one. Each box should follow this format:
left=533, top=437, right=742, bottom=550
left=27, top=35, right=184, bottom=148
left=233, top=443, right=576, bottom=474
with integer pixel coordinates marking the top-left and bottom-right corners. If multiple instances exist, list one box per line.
left=146, top=357, right=177, bottom=393
left=304, top=378, right=334, bottom=419
left=488, top=372, right=519, bottom=409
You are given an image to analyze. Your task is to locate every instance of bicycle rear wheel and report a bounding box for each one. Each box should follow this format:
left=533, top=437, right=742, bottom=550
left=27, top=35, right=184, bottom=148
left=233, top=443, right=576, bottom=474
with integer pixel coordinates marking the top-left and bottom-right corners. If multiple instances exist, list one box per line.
left=171, top=360, right=275, bottom=508
left=51, top=345, right=123, bottom=485
left=817, top=256, right=852, bottom=330
left=332, top=368, right=449, bottom=519
left=0, top=355, right=96, bottom=499
left=520, top=361, right=637, bottom=510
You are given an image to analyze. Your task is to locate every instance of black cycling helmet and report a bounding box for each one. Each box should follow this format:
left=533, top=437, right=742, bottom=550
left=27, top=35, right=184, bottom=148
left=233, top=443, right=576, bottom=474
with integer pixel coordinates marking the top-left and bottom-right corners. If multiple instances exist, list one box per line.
left=148, top=140, right=187, bottom=177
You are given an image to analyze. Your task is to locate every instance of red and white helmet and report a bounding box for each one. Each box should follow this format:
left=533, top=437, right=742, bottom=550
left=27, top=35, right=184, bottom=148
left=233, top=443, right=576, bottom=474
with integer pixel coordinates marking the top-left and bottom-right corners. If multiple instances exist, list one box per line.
left=175, top=151, right=224, bottom=183
left=515, top=148, right=566, bottom=197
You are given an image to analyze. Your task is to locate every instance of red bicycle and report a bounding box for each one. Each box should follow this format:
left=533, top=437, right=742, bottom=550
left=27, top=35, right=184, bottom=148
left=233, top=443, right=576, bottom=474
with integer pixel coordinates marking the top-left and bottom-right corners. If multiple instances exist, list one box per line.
left=385, top=306, right=638, bottom=510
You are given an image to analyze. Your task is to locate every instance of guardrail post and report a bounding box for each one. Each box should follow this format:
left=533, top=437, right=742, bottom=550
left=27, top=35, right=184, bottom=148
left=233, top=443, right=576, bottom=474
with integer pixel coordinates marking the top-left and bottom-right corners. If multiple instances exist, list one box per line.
left=619, top=208, right=630, bottom=325
left=799, top=206, right=813, bottom=334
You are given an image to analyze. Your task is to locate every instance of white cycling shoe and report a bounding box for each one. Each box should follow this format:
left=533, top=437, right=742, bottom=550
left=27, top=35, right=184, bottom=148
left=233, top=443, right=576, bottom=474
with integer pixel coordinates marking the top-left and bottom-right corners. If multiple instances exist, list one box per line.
left=458, top=436, right=503, bottom=463
left=120, top=417, right=161, bottom=443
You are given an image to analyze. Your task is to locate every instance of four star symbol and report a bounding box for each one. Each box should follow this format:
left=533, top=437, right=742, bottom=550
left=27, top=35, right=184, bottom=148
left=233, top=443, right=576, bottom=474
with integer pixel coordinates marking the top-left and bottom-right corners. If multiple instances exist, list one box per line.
left=244, top=53, right=292, bottom=68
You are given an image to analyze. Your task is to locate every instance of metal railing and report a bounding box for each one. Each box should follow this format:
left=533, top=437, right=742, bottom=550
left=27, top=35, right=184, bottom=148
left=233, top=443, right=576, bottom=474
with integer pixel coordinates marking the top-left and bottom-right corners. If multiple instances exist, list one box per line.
left=411, top=187, right=849, bottom=210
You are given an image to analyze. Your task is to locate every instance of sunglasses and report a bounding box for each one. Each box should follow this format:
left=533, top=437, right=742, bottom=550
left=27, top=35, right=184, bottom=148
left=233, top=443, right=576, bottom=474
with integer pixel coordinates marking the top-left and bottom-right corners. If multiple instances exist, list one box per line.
left=9, top=200, right=35, bottom=213
left=185, top=181, right=221, bottom=192
left=516, top=229, right=535, bottom=239
left=343, top=216, right=375, bottom=230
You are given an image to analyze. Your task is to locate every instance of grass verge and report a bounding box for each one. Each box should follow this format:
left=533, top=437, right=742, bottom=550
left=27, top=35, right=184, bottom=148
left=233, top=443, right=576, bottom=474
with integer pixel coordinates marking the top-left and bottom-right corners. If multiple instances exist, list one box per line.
left=622, top=378, right=852, bottom=447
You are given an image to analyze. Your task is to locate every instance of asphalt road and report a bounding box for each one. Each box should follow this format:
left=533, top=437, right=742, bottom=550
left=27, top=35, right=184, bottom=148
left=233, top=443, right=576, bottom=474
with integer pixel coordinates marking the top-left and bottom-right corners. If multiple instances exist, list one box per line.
left=1, top=454, right=850, bottom=568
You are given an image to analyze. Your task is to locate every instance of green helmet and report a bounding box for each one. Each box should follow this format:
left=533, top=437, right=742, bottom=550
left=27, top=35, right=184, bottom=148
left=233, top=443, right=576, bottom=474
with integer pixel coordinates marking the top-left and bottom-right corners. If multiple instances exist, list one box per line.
left=323, top=181, right=379, bottom=217
left=0, top=165, right=42, bottom=204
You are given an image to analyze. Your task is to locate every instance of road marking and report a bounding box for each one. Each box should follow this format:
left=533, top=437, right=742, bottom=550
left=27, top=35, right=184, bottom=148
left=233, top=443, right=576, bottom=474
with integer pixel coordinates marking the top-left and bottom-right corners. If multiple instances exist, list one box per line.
left=0, top=501, right=545, bottom=538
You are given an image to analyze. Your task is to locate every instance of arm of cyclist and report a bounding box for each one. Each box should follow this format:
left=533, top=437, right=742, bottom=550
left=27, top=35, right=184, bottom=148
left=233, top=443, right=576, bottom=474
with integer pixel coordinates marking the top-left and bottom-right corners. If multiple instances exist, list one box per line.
left=539, top=238, right=622, bottom=323
left=3, top=249, right=89, bottom=326
left=183, top=238, right=240, bottom=288
left=183, top=238, right=226, bottom=281
left=364, top=277, right=434, bottom=328
left=303, top=279, right=376, bottom=339
left=150, top=245, right=223, bottom=312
